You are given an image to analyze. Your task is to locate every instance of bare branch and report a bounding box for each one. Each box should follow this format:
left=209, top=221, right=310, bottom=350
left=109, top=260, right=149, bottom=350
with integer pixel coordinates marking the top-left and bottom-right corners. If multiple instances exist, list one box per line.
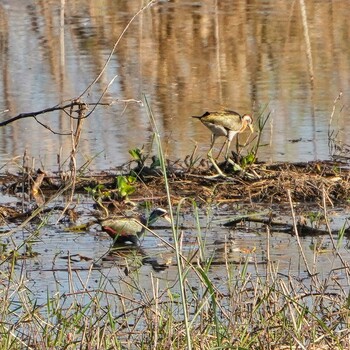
left=0, top=101, right=110, bottom=128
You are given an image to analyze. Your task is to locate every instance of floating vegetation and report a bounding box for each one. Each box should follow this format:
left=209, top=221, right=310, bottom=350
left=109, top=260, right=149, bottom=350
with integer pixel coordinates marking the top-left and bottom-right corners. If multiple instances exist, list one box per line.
left=2, top=158, right=350, bottom=207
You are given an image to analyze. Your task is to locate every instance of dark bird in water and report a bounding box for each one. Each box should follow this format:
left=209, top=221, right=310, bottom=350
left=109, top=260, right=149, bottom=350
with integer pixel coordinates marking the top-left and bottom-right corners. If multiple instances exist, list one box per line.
left=100, top=208, right=171, bottom=246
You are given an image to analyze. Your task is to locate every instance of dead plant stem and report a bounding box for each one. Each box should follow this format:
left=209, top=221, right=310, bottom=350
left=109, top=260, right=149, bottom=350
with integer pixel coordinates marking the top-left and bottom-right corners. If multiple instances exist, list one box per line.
left=287, top=189, right=312, bottom=277
left=144, top=95, right=192, bottom=350
left=266, top=225, right=271, bottom=285
left=57, top=104, right=86, bottom=222
left=151, top=273, right=159, bottom=350
left=328, top=92, right=342, bottom=134
left=322, top=185, right=348, bottom=269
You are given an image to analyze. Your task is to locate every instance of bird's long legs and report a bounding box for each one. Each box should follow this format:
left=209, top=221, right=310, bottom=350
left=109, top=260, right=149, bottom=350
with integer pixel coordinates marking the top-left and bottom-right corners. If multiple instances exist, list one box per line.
left=216, top=138, right=234, bottom=160
left=207, top=135, right=226, bottom=176
left=208, top=153, right=225, bottom=176
left=224, top=140, right=232, bottom=160
left=216, top=140, right=227, bottom=160
left=208, top=134, right=216, bottom=157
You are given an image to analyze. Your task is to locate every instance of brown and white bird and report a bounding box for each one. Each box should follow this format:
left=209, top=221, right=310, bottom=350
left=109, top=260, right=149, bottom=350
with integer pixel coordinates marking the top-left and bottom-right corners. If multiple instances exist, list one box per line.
left=192, top=110, right=254, bottom=159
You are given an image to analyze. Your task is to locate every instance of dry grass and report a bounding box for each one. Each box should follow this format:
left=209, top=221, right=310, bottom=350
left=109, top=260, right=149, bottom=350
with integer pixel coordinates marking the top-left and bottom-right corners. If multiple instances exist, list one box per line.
left=0, top=235, right=350, bottom=349
left=2, top=159, right=349, bottom=209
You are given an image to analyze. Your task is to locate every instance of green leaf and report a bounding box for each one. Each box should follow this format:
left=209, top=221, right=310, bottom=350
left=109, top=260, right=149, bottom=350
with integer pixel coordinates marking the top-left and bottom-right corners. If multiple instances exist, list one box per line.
left=129, top=148, right=142, bottom=161
left=117, top=175, right=136, bottom=198
left=126, top=175, right=136, bottom=184
left=241, top=153, right=256, bottom=168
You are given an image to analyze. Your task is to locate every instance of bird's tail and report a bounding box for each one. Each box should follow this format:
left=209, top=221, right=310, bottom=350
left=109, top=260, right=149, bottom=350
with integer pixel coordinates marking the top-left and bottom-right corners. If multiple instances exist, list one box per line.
left=192, top=111, right=210, bottom=119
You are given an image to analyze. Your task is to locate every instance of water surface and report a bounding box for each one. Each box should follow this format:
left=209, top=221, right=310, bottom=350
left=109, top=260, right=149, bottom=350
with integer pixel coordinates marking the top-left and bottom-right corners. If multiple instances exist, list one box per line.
left=0, top=0, right=349, bottom=171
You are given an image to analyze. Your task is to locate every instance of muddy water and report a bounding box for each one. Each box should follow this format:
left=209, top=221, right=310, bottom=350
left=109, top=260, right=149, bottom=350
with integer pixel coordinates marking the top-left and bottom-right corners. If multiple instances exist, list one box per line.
left=0, top=0, right=349, bottom=171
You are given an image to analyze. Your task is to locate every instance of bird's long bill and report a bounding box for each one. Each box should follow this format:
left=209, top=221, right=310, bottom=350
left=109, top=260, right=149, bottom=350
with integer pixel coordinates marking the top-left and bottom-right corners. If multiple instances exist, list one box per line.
left=249, top=124, right=254, bottom=133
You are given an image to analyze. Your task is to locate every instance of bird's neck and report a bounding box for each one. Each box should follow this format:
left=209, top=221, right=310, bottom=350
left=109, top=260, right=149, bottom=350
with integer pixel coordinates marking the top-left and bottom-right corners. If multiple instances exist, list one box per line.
left=138, top=214, right=147, bottom=225
left=238, top=121, right=248, bottom=133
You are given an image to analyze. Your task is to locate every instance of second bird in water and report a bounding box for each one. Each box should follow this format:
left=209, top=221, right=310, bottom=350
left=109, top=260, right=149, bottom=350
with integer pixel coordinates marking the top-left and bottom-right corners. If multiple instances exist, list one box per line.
left=100, top=208, right=171, bottom=246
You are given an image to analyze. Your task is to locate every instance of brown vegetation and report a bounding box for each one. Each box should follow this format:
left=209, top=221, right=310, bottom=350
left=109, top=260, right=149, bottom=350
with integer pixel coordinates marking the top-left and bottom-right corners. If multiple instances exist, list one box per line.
left=1, top=158, right=349, bottom=227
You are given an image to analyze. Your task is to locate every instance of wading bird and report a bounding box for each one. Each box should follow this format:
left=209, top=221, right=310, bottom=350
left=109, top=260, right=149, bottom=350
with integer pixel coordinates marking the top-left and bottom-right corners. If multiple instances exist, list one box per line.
left=100, top=208, right=171, bottom=246
left=192, top=110, right=254, bottom=175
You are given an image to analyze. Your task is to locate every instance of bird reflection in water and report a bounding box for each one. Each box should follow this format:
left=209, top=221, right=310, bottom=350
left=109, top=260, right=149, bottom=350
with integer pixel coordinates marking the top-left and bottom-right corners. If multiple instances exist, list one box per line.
left=102, top=244, right=172, bottom=274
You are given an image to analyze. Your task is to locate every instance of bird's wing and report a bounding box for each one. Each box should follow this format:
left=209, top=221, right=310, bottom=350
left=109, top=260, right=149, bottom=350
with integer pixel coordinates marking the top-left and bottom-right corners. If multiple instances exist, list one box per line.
left=101, top=218, right=143, bottom=236
left=205, top=111, right=242, bottom=130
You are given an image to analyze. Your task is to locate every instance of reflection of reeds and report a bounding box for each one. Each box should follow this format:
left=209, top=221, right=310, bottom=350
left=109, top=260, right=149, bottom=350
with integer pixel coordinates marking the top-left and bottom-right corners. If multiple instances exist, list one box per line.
left=2, top=0, right=350, bottom=168
left=328, top=93, right=350, bottom=161
left=299, top=0, right=314, bottom=82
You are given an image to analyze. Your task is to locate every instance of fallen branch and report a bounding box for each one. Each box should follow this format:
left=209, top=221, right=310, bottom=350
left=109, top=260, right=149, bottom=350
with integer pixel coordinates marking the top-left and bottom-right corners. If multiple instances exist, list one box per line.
left=224, top=214, right=350, bottom=237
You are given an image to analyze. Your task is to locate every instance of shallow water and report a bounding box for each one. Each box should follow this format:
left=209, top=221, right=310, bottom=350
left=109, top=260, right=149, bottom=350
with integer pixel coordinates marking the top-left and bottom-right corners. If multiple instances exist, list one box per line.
left=0, top=0, right=349, bottom=172
left=3, top=199, right=349, bottom=307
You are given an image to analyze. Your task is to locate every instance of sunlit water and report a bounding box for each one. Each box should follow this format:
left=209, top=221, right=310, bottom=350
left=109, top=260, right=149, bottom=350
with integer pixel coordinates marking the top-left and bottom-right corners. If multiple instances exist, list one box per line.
left=0, top=0, right=349, bottom=172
